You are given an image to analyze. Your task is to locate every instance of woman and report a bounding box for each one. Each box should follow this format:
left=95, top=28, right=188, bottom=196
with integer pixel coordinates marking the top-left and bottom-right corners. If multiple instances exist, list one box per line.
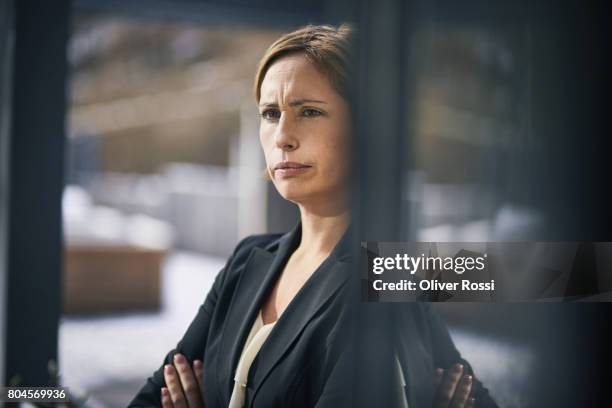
left=129, top=24, right=497, bottom=408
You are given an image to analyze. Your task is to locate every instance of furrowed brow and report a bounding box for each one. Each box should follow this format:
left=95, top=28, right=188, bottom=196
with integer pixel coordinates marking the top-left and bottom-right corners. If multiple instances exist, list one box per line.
left=288, top=99, right=327, bottom=107
left=259, top=99, right=327, bottom=108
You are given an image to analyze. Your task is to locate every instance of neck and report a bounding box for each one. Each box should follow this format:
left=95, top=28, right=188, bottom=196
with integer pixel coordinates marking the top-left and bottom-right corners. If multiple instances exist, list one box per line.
left=295, top=196, right=350, bottom=257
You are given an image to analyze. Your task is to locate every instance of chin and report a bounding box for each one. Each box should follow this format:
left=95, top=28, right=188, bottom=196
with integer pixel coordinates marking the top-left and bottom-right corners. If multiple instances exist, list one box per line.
left=277, top=187, right=312, bottom=203
left=277, top=184, right=342, bottom=206
left=272, top=180, right=314, bottom=201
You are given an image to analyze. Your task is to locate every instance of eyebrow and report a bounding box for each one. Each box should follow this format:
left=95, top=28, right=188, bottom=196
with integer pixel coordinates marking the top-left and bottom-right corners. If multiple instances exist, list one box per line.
left=259, top=99, right=328, bottom=108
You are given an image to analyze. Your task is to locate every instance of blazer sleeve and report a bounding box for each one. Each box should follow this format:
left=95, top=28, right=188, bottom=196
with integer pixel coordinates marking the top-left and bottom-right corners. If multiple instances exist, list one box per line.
left=127, top=235, right=259, bottom=407
left=422, top=303, right=499, bottom=408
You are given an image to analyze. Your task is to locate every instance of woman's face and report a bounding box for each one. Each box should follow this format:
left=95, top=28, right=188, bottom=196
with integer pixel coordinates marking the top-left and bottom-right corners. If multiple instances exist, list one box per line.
left=258, top=53, right=350, bottom=208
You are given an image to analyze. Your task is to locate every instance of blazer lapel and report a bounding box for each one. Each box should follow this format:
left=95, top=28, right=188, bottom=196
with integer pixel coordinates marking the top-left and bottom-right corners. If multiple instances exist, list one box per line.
left=395, top=307, right=435, bottom=408
left=216, top=221, right=353, bottom=404
left=249, top=224, right=353, bottom=401
left=217, top=222, right=302, bottom=403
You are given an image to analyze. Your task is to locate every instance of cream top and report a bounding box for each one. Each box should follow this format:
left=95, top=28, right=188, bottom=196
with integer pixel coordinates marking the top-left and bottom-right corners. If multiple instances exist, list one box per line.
left=228, top=310, right=277, bottom=408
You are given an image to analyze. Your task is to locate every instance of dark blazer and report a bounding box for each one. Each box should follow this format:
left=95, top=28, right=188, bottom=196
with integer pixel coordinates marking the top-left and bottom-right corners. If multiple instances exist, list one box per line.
left=128, top=222, right=498, bottom=407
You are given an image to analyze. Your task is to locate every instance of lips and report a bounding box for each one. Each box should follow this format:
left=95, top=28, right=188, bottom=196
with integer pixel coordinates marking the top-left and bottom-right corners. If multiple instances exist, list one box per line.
left=274, top=161, right=311, bottom=170
left=273, top=161, right=312, bottom=178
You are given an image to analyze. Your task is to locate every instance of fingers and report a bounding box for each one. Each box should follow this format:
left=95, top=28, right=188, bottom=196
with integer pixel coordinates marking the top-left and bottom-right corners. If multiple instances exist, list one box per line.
left=162, top=354, right=206, bottom=408
left=449, top=374, right=472, bottom=408
left=193, top=359, right=204, bottom=394
left=164, top=364, right=187, bottom=408
left=173, top=353, right=204, bottom=408
left=433, top=363, right=464, bottom=408
left=161, top=387, right=173, bottom=408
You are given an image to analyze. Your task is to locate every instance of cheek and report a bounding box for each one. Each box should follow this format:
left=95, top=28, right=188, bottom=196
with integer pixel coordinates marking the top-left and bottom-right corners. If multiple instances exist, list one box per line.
left=321, top=123, right=350, bottom=166
left=316, top=140, right=349, bottom=181
left=329, top=141, right=351, bottom=183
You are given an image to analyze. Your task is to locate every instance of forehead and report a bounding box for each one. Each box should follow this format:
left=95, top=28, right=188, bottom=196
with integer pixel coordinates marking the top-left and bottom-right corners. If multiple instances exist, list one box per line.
left=260, top=54, right=334, bottom=101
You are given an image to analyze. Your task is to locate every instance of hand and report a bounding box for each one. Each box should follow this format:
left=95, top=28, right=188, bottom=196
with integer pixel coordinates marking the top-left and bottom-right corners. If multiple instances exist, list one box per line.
left=161, top=353, right=205, bottom=408
left=432, top=363, right=475, bottom=408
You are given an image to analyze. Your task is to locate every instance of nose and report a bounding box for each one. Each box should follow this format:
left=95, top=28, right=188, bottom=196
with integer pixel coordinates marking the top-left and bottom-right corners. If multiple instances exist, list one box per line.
left=274, top=114, right=299, bottom=152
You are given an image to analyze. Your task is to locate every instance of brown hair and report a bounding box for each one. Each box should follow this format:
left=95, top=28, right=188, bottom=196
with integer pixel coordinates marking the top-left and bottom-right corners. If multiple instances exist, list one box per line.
left=253, top=23, right=354, bottom=103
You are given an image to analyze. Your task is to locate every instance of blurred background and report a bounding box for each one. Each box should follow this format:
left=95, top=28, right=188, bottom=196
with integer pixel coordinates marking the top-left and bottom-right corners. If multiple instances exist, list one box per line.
left=1, top=0, right=611, bottom=407
left=61, top=15, right=286, bottom=406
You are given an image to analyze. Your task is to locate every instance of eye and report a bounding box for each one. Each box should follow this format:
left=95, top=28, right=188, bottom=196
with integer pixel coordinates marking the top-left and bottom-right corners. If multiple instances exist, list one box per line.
left=302, top=108, right=323, bottom=118
left=260, top=108, right=281, bottom=121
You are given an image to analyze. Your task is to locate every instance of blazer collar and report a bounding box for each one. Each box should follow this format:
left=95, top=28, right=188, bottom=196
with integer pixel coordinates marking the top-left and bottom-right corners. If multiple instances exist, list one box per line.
left=217, top=221, right=353, bottom=404
left=261, top=221, right=352, bottom=262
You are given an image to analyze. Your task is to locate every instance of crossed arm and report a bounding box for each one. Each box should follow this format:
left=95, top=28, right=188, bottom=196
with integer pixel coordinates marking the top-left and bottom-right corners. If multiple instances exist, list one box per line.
left=156, top=341, right=478, bottom=408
